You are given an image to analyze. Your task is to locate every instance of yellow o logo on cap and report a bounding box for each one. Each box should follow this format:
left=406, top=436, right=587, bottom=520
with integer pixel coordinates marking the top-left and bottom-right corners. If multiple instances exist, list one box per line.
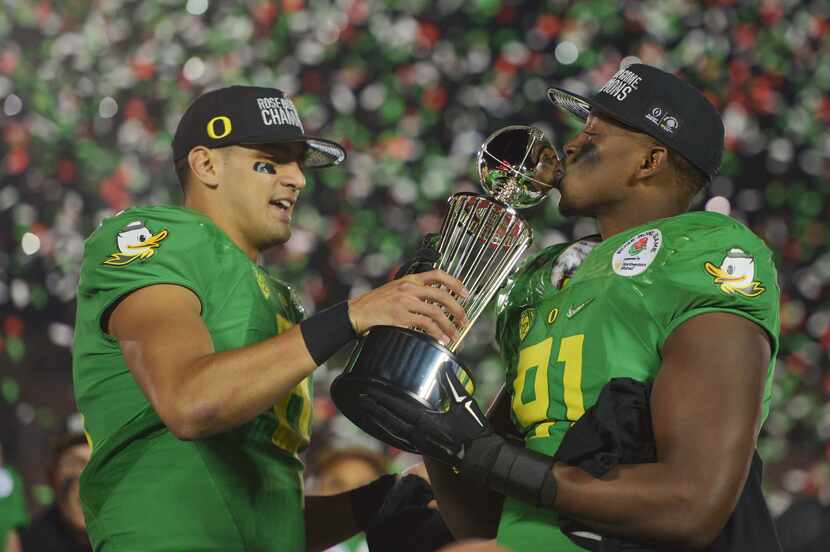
left=206, top=116, right=232, bottom=139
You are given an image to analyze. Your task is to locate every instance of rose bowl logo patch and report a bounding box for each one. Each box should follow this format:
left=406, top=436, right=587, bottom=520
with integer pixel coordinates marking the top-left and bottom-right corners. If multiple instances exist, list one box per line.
left=612, top=229, right=662, bottom=277
left=103, top=220, right=168, bottom=267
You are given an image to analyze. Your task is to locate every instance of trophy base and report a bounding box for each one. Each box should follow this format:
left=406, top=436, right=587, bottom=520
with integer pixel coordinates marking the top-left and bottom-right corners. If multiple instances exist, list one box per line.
left=330, top=326, right=474, bottom=453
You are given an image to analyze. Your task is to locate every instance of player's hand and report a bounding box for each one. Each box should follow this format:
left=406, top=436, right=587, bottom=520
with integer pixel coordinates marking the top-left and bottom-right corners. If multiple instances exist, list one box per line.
left=348, top=269, right=469, bottom=346
left=360, top=368, right=491, bottom=466
left=361, top=369, right=559, bottom=508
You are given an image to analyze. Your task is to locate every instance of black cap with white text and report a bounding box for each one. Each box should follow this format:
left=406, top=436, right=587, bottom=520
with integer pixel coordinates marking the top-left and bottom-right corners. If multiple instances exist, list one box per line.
left=172, top=85, right=346, bottom=168
left=547, top=63, right=724, bottom=180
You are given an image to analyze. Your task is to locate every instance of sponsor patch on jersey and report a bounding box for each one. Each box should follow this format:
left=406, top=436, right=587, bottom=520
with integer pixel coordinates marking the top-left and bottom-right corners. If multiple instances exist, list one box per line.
left=103, top=220, right=169, bottom=267
left=612, top=229, right=662, bottom=277
left=519, top=308, right=535, bottom=341
left=704, top=248, right=765, bottom=298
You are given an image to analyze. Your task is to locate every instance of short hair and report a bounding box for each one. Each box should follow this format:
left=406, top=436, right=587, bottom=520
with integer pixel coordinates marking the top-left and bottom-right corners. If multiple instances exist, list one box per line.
left=639, top=134, right=707, bottom=198
left=174, top=156, right=191, bottom=195
left=666, top=147, right=708, bottom=198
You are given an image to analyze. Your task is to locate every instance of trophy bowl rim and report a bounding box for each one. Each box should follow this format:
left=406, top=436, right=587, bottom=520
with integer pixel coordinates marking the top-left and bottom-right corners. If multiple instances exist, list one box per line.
left=446, top=191, right=520, bottom=216
left=363, top=324, right=473, bottom=381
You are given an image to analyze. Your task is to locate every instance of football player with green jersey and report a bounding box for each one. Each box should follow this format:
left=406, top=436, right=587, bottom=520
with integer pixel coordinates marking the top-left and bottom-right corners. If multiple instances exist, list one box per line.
left=73, top=85, right=469, bottom=551
left=363, top=65, right=781, bottom=551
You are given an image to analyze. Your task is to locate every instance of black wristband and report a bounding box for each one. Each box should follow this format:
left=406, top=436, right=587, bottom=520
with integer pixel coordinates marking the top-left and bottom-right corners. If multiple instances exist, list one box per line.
left=299, top=301, right=357, bottom=366
left=350, top=474, right=397, bottom=531
left=462, top=435, right=557, bottom=508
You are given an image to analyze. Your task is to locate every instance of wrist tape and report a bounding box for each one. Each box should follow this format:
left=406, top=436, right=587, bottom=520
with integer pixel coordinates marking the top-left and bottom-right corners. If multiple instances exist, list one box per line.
left=463, top=434, right=558, bottom=508
left=299, top=301, right=357, bottom=365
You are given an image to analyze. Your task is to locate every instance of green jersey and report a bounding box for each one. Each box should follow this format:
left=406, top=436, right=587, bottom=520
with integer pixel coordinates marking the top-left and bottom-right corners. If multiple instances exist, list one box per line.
left=73, top=205, right=311, bottom=551
left=494, top=211, right=780, bottom=551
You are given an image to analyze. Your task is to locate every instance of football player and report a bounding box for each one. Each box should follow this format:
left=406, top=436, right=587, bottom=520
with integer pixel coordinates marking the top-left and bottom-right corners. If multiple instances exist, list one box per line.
left=73, top=85, right=468, bottom=551
left=363, top=64, right=780, bottom=551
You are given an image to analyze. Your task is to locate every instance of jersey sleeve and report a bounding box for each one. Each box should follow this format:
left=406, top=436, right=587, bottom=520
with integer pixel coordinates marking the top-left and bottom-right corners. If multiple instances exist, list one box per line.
left=651, top=221, right=780, bottom=353
left=78, top=209, right=217, bottom=334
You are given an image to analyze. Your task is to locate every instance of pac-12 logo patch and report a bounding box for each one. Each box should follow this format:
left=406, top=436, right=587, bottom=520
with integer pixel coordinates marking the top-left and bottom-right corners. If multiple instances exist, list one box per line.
left=519, top=308, right=535, bottom=341
left=704, top=248, right=765, bottom=298
left=103, top=220, right=169, bottom=267
left=612, top=229, right=662, bottom=277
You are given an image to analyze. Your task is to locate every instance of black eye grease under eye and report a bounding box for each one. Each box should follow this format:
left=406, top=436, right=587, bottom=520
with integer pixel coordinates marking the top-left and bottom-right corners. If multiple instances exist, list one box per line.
left=253, top=161, right=276, bottom=174
left=571, top=142, right=600, bottom=167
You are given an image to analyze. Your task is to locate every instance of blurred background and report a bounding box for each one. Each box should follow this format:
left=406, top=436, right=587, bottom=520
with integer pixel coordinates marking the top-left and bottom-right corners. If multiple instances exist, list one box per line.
left=0, top=0, right=828, bottom=549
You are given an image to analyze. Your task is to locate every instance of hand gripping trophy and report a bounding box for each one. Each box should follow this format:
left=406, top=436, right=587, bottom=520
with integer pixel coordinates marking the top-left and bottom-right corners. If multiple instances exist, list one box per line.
left=331, top=126, right=563, bottom=452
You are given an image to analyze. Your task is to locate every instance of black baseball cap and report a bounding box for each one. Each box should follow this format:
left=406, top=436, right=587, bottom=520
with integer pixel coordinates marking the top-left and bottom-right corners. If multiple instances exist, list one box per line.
left=547, top=63, right=724, bottom=180
left=172, top=85, right=346, bottom=168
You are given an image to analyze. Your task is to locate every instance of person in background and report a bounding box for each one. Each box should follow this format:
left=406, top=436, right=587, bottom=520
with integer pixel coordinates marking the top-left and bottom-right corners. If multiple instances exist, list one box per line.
left=0, top=442, right=27, bottom=552
left=21, top=433, right=91, bottom=552
left=308, top=447, right=390, bottom=552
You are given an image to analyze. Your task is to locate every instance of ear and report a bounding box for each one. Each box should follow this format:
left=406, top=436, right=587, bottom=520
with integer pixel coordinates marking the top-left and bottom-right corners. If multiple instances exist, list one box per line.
left=187, top=146, right=222, bottom=189
left=637, top=143, right=669, bottom=180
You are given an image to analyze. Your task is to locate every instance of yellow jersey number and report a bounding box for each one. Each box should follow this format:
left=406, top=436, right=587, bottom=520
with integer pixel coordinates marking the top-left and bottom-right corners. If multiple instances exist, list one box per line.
left=512, top=334, right=585, bottom=437
left=271, top=314, right=312, bottom=456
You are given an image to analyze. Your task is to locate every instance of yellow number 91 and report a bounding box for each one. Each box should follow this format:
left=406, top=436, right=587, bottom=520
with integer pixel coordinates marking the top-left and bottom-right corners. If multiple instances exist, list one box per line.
left=512, top=334, right=585, bottom=432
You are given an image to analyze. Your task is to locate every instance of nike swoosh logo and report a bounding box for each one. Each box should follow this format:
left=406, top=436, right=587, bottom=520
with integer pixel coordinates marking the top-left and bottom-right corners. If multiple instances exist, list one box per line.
left=567, top=298, right=594, bottom=318
left=446, top=373, right=466, bottom=404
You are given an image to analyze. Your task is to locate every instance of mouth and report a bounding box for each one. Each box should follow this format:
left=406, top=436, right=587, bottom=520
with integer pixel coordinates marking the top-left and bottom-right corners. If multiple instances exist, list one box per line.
left=268, top=198, right=295, bottom=219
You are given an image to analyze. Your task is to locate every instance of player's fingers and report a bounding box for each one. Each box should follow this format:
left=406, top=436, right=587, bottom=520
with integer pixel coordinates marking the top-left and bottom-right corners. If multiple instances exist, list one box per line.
left=360, top=394, right=416, bottom=435
left=407, top=300, right=458, bottom=343
left=413, top=287, right=469, bottom=328
left=408, top=312, right=451, bottom=346
left=410, top=270, right=469, bottom=299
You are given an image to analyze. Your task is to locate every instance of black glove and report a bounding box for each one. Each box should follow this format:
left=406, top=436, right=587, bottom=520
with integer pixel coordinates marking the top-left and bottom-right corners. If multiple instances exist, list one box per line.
left=394, top=233, right=441, bottom=279
left=365, top=475, right=455, bottom=552
left=360, top=369, right=558, bottom=508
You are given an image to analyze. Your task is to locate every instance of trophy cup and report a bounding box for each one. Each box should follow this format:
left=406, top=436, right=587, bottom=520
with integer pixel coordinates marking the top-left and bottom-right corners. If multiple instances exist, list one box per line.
left=331, top=126, right=563, bottom=452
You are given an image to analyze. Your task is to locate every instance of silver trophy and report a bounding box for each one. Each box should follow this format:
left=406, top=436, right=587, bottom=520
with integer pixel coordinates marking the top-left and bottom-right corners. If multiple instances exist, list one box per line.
left=331, top=126, right=563, bottom=452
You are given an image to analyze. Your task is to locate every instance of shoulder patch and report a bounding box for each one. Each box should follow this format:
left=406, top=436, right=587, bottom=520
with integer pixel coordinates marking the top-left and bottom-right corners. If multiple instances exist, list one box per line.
left=253, top=267, right=272, bottom=300
left=704, top=247, right=765, bottom=298
left=612, top=229, right=662, bottom=277
left=103, top=220, right=169, bottom=267
left=519, top=308, right=535, bottom=341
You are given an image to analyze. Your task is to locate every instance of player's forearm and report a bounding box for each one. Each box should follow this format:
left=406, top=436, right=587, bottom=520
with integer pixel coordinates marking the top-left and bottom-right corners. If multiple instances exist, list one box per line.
left=304, top=493, right=362, bottom=552
left=552, top=461, right=735, bottom=549
left=424, top=457, right=503, bottom=539
left=169, top=325, right=317, bottom=439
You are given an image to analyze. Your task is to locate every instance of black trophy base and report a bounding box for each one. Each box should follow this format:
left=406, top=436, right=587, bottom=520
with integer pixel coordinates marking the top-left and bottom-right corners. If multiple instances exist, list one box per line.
left=331, top=326, right=473, bottom=453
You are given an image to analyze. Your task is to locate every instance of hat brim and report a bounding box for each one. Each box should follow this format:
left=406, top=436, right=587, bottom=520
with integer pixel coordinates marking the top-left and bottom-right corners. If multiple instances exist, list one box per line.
left=546, top=87, right=592, bottom=122
left=240, top=136, right=347, bottom=169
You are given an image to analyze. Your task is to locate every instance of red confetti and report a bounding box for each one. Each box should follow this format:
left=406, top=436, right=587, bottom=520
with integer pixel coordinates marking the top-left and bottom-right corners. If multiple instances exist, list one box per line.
left=4, top=315, right=23, bottom=338
left=6, top=148, right=29, bottom=174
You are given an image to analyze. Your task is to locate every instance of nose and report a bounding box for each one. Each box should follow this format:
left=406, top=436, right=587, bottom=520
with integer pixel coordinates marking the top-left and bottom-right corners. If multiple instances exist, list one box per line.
left=563, top=133, right=585, bottom=159
left=280, top=161, right=306, bottom=191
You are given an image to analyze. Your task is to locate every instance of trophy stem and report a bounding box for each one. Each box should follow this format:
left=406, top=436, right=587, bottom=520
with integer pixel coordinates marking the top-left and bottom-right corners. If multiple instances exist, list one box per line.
left=431, top=193, right=533, bottom=352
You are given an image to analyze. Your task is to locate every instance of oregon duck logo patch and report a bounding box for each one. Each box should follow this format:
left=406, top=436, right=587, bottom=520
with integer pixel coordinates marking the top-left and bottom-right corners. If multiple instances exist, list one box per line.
left=519, top=308, right=535, bottom=341
left=705, top=248, right=765, bottom=298
left=103, top=221, right=168, bottom=266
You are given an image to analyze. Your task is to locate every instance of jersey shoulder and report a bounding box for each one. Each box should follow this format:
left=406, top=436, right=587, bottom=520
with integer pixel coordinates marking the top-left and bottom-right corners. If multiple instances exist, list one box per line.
left=497, top=242, right=571, bottom=313
left=79, top=204, right=229, bottom=305
left=654, top=211, right=777, bottom=295
left=84, top=204, right=220, bottom=263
